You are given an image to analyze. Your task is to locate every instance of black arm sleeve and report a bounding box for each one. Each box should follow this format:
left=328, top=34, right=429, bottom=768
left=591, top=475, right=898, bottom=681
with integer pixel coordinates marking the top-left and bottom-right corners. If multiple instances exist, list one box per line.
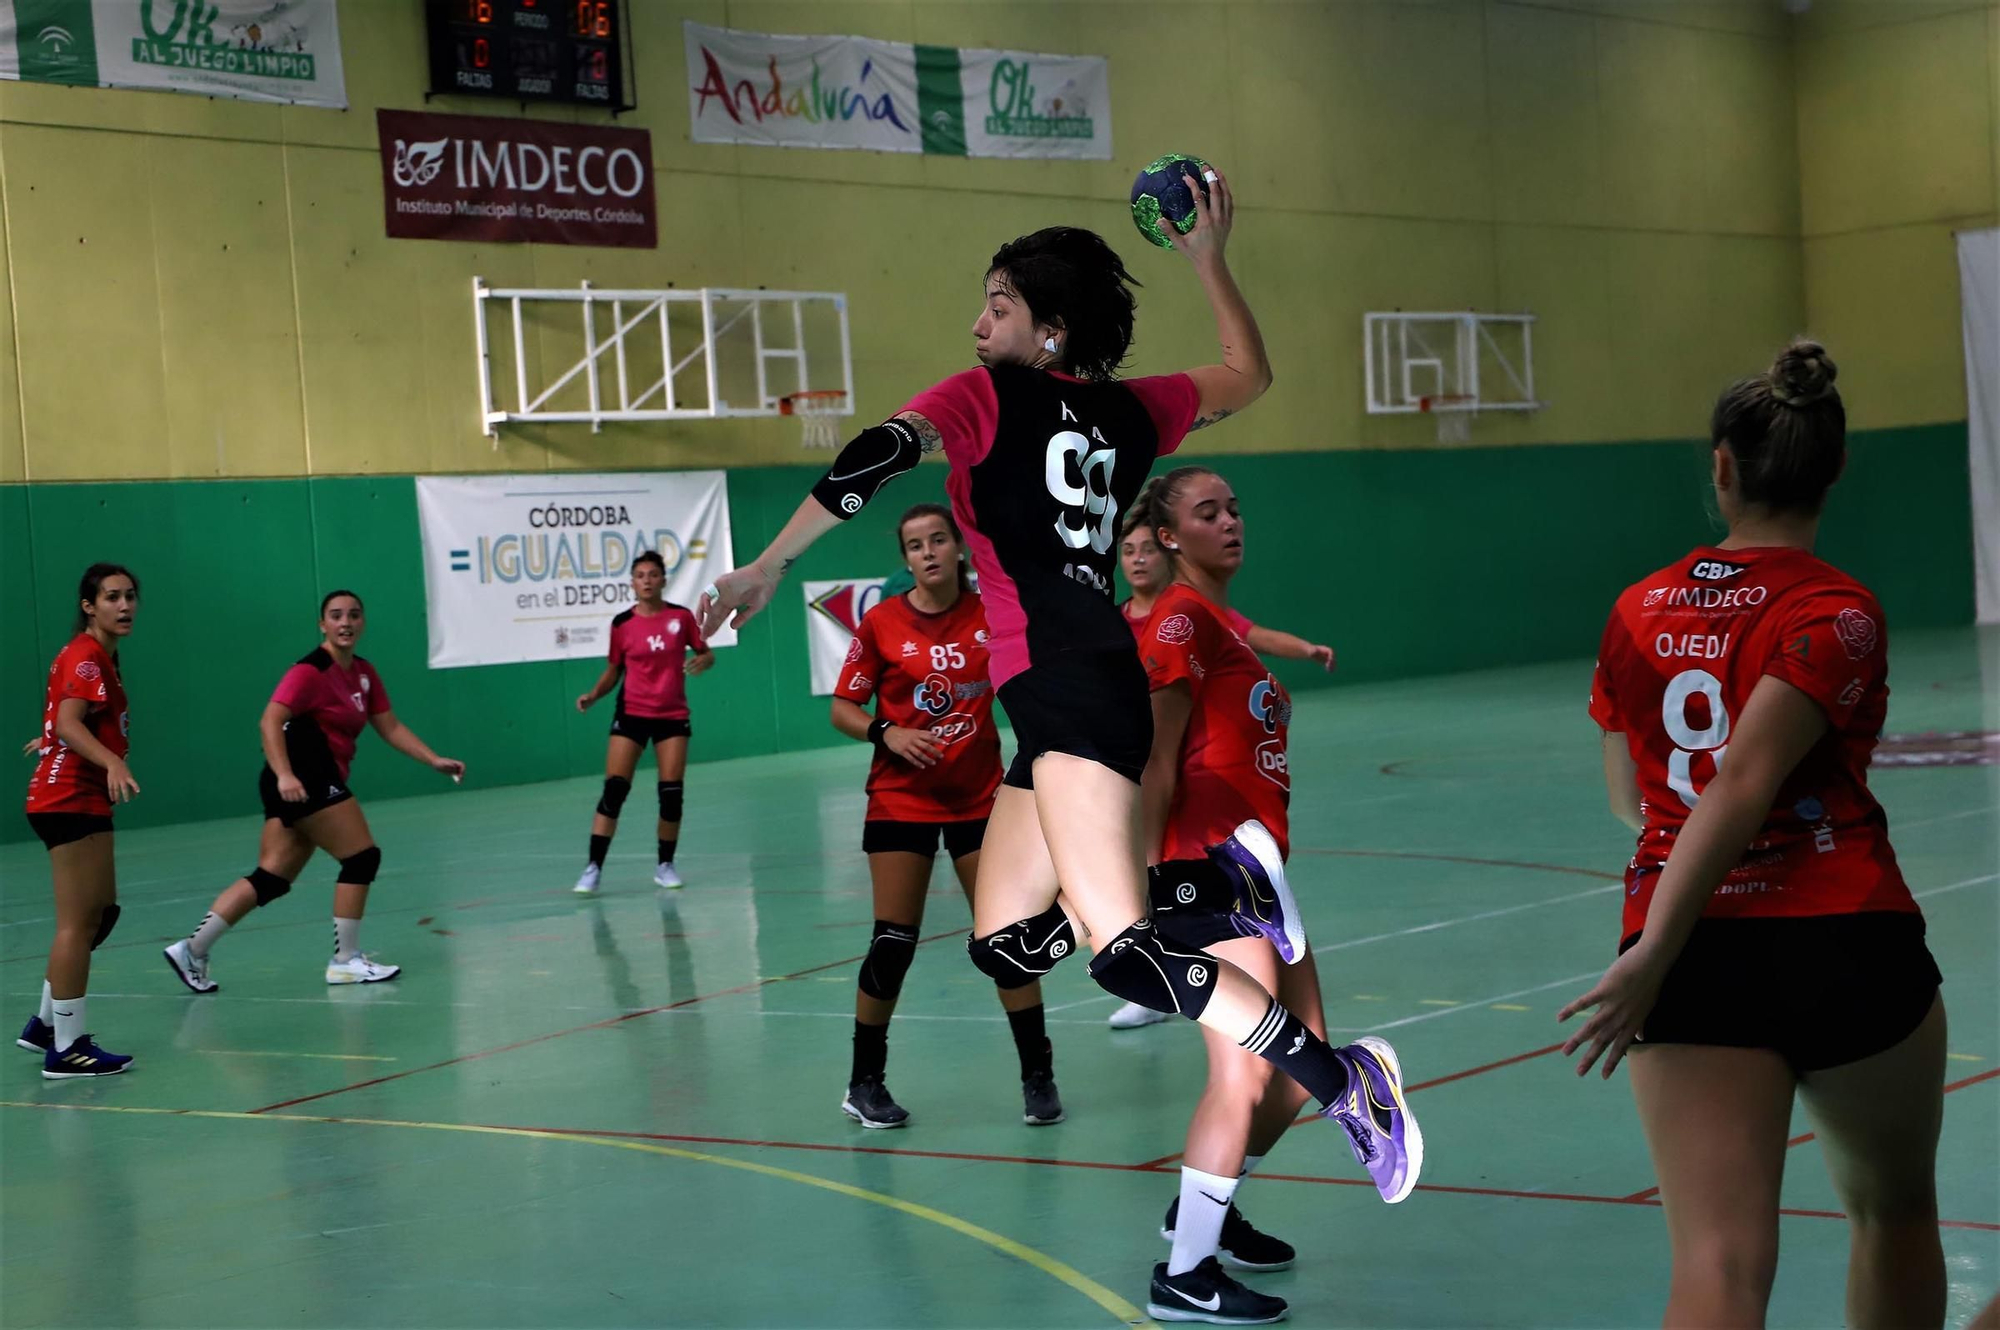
left=809, top=419, right=926, bottom=520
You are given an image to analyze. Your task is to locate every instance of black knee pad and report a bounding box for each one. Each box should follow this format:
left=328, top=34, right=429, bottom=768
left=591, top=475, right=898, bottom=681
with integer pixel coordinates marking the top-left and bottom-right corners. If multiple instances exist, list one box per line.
left=657, top=780, right=684, bottom=823
left=1087, top=918, right=1218, bottom=1019
left=967, top=904, right=1076, bottom=990
left=597, top=775, right=632, bottom=819
left=89, top=902, right=121, bottom=949
left=858, top=920, right=918, bottom=1001
left=248, top=866, right=293, bottom=906
left=336, top=846, right=381, bottom=886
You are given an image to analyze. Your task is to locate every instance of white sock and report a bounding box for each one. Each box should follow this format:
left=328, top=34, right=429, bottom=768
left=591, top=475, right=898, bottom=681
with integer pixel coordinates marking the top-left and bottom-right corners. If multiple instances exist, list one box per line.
left=38, top=980, right=54, bottom=1025
left=1239, top=1153, right=1265, bottom=1179
left=1168, top=1166, right=1239, bottom=1276
left=189, top=912, right=231, bottom=959
left=333, top=916, right=361, bottom=963
left=51, top=993, right=86, bottom=1054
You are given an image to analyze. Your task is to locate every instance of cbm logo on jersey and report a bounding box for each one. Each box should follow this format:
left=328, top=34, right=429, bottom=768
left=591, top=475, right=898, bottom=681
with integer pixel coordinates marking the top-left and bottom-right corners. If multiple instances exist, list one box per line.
left=1249, top=678, right=1292, bottom=791
left=1687, top=558, right=1751, bottom=583
left=912, top=672, right=954, bottom=717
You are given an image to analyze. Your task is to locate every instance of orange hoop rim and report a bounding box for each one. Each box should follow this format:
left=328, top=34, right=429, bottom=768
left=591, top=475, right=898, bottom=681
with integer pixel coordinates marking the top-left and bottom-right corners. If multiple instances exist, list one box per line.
left=779, top=390, right=849, bottom=416
left=1417, top=394, right=1478, bottom=413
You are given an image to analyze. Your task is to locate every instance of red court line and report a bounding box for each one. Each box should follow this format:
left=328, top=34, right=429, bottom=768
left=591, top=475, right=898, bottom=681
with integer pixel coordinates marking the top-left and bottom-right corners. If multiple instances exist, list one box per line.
left=248, top=925, right=971, bottom=1115
left=1623, top=1065, right=2000, bottom=1203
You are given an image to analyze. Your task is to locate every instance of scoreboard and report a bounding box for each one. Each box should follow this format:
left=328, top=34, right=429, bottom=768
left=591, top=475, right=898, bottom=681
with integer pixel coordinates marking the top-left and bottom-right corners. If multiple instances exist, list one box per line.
left=426, top=1, right=629, bottom=110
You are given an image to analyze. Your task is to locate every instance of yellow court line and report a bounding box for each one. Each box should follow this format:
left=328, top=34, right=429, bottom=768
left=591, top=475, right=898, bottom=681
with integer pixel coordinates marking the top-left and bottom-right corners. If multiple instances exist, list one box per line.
left=196, top=1050, right=397, bottom=1063
left=0, top=1101, right=1149, bottom=1327
left=1416, top=999, right=1459, bottom=1007
left=1948, top=1053, right=1984, bottom=1062
left=1489, top=1004, right=1531, bottom=1012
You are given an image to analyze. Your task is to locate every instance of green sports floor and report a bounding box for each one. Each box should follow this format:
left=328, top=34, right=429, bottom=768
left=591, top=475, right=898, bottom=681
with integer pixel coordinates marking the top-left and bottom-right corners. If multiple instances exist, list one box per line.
left=3, top=630, right=1994, bottom=1329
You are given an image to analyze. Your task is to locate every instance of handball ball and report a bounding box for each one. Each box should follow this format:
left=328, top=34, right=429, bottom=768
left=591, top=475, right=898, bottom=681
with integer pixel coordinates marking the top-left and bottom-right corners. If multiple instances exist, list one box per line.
left=1130, top=153, right=1212, bottom=250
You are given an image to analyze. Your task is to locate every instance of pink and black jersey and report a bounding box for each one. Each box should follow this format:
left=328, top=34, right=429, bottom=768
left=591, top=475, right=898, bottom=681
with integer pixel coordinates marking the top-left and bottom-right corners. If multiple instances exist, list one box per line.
left=270, top=649, right=390, bottom=781
left=903, top=365, right=1200, bottom=688
left=608, top=604, right=706, bottom=719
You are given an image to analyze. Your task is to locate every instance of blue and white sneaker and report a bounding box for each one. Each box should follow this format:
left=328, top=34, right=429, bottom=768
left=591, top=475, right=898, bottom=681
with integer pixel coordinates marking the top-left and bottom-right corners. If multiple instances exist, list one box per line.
left=1323, top=1036, right=1423, bottom=1203
left=43, top=1035, right=132, bottom=1079
left=1209, top=820, right=1306, bottom=964
left=16, top=1016, right=53, bottom=1053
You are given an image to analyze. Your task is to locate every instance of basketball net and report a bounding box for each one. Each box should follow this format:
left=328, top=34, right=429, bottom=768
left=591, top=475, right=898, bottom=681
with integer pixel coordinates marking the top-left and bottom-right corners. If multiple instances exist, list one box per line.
left=782, top=391, right=847, bottom=449
left=1420, top=394, right=1475, bottom=445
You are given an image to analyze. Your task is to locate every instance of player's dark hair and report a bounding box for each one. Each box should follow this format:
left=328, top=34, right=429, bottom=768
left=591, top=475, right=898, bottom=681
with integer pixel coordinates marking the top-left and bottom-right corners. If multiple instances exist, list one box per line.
left=1145, top=466, right=1222, bottom=559
left=75, top=563, right=138, bottom=632
left=632, top=550, right=667, bottom=576
left=1711, top=339, right=1845, bottom=515
left=1122, top=479, right=1163, bottom=542
left=988, top=227, right=1139, bottom=382
left=898, top=502, right=972, bottom=593
left=319, top=589, right=363, bottom=618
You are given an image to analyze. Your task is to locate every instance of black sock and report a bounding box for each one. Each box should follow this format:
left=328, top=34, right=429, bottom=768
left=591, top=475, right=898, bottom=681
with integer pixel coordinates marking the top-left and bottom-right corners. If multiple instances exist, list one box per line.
left=1239, top=1000, right=1350, bottom=1108
left=1005, top=1004, right=1053, bottom=1079
left=658, top=838, right=677, bottom=865
left=1149, top=858, right=1236, bottom=915
left=587, top=833, right=611, bottom=867
left=851, top=1020, right=889, bottom=1084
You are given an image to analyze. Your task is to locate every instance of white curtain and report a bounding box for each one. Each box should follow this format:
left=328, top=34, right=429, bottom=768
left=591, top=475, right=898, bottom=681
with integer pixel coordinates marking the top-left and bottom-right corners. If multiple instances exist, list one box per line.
left=1959, top=228, right=2000, bottom=624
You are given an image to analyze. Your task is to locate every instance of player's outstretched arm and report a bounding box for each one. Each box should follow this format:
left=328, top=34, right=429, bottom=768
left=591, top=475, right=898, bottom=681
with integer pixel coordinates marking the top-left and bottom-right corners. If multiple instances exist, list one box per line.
left=1162, top=167, right=1271, bottom=430
left=1245, top=623, right=1335, bottom=671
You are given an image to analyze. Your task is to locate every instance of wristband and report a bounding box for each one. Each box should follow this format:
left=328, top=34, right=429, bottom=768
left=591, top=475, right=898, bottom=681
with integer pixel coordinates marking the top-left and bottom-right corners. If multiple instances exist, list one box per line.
left=867, top=717, right=893, bottom=749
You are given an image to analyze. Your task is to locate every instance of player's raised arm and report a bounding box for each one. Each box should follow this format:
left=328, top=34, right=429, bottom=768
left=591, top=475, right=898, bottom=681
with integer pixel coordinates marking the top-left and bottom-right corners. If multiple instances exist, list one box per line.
left=1161, top=167, right=1271, bottom=431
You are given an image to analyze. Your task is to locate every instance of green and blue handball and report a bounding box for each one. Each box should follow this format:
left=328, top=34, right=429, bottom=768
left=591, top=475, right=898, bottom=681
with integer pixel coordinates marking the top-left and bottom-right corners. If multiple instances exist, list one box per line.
left=1129, top=152, right=1213, bottom=250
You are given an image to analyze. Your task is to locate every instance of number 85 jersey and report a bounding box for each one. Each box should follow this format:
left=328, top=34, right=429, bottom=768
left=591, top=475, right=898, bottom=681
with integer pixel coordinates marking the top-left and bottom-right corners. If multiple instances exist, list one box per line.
left=1589, top=545, right=1913, bottom=940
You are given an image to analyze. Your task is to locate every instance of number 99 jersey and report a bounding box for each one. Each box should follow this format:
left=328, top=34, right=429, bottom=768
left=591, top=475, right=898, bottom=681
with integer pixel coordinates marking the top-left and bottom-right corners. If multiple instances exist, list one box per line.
left=1589, top=545, right=1914, bottom=941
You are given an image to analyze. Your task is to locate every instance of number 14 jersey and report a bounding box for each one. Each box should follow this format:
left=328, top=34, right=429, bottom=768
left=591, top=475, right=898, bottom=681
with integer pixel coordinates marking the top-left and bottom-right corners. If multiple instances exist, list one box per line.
left=1589, top=545, right=1913, bottom=941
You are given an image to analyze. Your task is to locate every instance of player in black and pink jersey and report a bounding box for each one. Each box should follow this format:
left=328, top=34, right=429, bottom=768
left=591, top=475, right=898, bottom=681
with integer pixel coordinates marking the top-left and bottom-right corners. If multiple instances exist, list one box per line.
left=571, top=551, right=714, bottom=893
left=164, top=591, right=463, bottom=993
left=700, top=170, right=1420, bottom=1213
left=829, top=503, right=1062, bottom=1129
left=1563, top=342, right=1946, bottom=1328
left=18, top=564, right=141, bottom=1078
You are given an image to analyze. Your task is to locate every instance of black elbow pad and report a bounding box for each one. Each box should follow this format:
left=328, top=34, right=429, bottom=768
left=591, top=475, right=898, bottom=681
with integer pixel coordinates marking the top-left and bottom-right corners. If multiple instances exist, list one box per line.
left=810, top=419, right=925, bottom=519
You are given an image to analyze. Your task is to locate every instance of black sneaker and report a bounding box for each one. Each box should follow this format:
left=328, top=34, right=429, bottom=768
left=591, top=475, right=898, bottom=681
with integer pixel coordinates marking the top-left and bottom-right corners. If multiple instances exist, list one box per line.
left=1162, top=1197, right=1296, bottom=1271
left=1147, top=1257, right=1288, bottom=1325
left=1021, top=1069, right=1065, bottom=1125
left=840, top=1075, right=909, bottom=1129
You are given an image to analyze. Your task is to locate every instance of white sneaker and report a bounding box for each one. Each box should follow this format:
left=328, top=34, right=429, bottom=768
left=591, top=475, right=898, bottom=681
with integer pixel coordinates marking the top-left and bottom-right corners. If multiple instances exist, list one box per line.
left=573, top=862, right=602, bottom=894
left=163, top=939, right=218, bottom=994
left=653, top=862, right=683, bottom=890
left=326, top=952, right=401, bottom=985
left=1108, top=1001, right=1171, bottom=1029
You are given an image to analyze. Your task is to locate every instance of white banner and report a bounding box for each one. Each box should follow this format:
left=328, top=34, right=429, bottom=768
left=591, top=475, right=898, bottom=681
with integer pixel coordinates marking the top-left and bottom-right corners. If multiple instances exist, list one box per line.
left=417, top=472, right=736, bottom=670
left=684, top=21, right=1110, bottom=161
left=803, top=577, right=888, bottom=696
left=1958, top=228, right=2000, bottom=625
left=0, top=0, right=346, bottom=108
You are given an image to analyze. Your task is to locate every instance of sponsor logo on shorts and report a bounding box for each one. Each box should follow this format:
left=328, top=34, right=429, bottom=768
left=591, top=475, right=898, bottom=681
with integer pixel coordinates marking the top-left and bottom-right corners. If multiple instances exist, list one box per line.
left=1155, top=614, right=1195, bottom=645
left=1837, top=678, right=1864, bottom=707
left=1185, top=963, right=1209, bottom=987
left=1834, top=607, right=1878, bottom=660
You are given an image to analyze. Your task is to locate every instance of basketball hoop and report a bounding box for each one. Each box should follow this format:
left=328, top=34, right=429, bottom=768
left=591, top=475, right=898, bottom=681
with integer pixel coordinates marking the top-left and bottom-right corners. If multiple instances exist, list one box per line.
left=780, top=390, right=848, bottom=449
left=1419, top=394, right=1476, bottom=445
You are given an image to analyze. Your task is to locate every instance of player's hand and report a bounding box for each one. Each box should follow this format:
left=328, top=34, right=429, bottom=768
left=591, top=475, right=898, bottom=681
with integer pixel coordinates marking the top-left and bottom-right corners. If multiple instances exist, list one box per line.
left=104, top=759, right=141, bottom=804
left=1558, top=945, right=1668, bottom=1079
left=1165, top=165, right=1232, bottom=265
left=21, top=737, right=41, bottom=758
left=277, top=773, right=308, bottom=803
left=686, top=652, right=715, bottom=676
left=575, top=692, right=595, bottom=713
left=698, top=565, right=777, bottom=636
left=884, top=726, right=943, bottom=768
left=432, top=757, right=466, bottom=780
left=1307, top=643, right=1336, bottom=672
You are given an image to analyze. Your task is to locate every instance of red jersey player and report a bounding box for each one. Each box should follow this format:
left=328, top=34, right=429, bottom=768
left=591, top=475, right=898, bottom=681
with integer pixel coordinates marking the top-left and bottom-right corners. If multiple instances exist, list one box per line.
left=1562, top=342, right=1945, bottom=1328
left=19, top=564, right=141, bottom=1078
left=165, top=591, right=463, bottom=994
left=572, top=551, right=715, bottom=893
left=828, top=504, right=1061, bottom=1128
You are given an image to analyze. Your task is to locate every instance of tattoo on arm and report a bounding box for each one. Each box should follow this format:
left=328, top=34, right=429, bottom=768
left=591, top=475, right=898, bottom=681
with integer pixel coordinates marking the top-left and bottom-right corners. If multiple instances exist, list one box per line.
left=1188, top=407, right=1234, bottom=432
left=897, top=411, right=944, bottom=454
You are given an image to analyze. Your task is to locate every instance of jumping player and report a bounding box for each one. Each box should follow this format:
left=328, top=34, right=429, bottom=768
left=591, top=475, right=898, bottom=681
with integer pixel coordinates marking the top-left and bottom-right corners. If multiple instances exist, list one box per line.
left=164, top=591, right=463, bottom=992
left=698, top=169, right=1420, bottom=1209
left=1564, top=341, right=1946, bottom=1328
left=19, top=564, right=141, bottom=1078
left=830, top=503, right=1063, bottom=1129
left=572, top=551, right=714, bottom=893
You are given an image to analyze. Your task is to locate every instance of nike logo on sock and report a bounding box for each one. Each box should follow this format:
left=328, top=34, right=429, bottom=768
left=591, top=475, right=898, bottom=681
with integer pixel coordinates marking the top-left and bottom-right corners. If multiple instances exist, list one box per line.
left=1198, top=1191, right=1231, bottom=1207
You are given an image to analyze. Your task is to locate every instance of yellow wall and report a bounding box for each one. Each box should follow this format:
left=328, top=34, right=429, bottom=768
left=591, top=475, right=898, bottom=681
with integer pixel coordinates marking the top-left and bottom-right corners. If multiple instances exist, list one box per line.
left=1796, top=0, right=2000, bottom=430
left=0, top=0, right=1942, bottom=481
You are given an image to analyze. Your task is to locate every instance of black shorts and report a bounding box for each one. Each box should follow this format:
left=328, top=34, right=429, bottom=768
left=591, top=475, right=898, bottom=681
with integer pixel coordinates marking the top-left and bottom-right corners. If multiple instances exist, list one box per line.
left=862, top=818, right=988, bottom=860
left=260, top=724, right=353, bottom=827
left=1626, top=911, right=1943, bottom=1073
left=998, top=649, right=1153, bottom=789
left=610, top=711, right=691, bottom=746
left=26, top=812, right=113, bottom=851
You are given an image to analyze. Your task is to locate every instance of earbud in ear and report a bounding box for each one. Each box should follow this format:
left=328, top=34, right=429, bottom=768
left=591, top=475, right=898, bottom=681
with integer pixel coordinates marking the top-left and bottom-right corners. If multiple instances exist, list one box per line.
left=1044, top=337, right=1058, bottom=353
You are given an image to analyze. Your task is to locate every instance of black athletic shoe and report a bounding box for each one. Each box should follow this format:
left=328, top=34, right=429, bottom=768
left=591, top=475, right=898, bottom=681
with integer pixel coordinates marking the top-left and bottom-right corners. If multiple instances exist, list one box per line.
left=1147, top=1258, right=1288, bottom=1325
left=1021, top=1068, right=1065, bottom=1125
left=1162, top=1198, right=1297, bottom=1271
left=840, top=1075, right=910, bottom=1129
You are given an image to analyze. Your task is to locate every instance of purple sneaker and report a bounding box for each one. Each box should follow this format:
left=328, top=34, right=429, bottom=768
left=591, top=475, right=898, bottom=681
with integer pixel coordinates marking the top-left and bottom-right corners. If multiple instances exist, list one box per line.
left=1208, top=820, right=1305, bottom=964
left=1322, top=1036, right=1423, bottom=1203
left=16, top=1015, right=53, bottom=1053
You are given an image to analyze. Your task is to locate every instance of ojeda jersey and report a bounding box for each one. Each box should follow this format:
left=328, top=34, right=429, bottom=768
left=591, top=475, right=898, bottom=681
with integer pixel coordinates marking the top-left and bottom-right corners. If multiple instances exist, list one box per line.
left=904, top=365, right=1199, bottom=688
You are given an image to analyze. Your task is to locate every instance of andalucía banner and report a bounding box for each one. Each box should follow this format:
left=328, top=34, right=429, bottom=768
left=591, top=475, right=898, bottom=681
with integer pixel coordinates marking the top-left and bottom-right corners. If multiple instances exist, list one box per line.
left=684, top=21, right=1110, bottom=161
left=0, top=0, right=346, bottom=109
